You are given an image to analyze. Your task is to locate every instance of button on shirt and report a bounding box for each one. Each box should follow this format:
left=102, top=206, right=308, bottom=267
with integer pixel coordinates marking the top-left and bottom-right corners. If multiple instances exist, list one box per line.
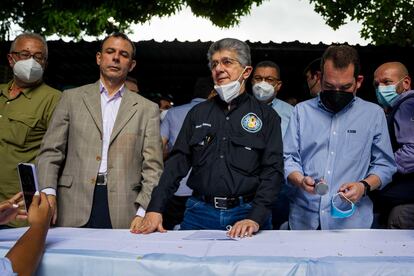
left=160, top=98, right=205, bottom=196
left=0, top=258, right=15, bottom=276
left=284, top=96, right=396, bottom=230
left=270, top=98, right=293, bottom=138
left=148, top=92, right=284, bottom=225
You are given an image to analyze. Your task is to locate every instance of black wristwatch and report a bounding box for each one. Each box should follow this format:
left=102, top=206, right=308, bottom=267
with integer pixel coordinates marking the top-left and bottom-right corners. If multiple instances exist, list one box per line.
left=360, top=180, right=371, bottom=197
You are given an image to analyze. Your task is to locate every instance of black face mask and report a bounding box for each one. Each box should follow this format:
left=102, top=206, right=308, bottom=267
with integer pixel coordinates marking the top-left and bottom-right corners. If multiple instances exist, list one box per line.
left=320, top=90, right=354, bottom=113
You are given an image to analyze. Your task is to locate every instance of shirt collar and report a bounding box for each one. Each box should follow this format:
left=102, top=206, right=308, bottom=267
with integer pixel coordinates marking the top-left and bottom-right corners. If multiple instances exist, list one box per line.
left=99, top=80, right=125, bottom=100
left=1, top=80, right=38, bottom=99
left=214, top=91, right=249, bottom=111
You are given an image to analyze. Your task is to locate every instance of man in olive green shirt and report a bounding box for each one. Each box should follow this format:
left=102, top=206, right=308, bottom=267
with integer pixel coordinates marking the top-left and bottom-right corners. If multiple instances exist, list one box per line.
left=0, top=32, right=61, bottom=227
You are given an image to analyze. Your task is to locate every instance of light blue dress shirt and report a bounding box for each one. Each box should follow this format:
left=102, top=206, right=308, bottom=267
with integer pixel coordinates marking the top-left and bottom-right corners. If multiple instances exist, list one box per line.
left=0, top=258, right=16, bottom=276
left=270, top=98, right=293, bottom=138
left=160, top=98, right=205, bottom=196
left=284, top=96, right=396, bottom=230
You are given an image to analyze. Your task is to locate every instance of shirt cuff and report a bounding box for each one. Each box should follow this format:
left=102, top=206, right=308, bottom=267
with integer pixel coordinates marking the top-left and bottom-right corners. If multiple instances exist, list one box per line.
left=136, top=206, right=146, bottom=217
left=41, top=188, right=56, bottom=196
left=0, top=257, right=17, bottom=276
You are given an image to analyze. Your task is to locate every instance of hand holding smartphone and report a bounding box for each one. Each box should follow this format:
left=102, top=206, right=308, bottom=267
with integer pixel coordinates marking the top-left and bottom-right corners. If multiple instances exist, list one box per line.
left=17, top=163, right=39, bottom=211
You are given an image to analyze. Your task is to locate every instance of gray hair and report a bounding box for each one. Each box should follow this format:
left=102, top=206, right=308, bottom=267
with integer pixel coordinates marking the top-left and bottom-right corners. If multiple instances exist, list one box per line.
left=207, top=38, right=251, bottom=69
left=10, top=32, right=48, bottom=60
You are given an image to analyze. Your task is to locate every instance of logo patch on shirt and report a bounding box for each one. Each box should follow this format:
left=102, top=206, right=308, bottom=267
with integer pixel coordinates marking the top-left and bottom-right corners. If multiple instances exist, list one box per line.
left=241, top=113, right=262, bottom=133
left=347, top=130, right=356, bottom=133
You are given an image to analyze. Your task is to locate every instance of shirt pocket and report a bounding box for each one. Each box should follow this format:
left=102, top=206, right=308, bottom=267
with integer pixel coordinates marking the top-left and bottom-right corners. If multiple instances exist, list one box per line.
left=4, top=111, right=39, bottom=147
left=230, top=136, right=265, bottom=174
left=188, top=128, right=215, bottom=167
left=344, top=132, right=368, bottom=161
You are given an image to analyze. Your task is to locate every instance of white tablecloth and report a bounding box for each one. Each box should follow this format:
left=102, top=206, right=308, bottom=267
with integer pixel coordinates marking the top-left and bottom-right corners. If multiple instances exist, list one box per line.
left=1, top=228, right=414, bottom=275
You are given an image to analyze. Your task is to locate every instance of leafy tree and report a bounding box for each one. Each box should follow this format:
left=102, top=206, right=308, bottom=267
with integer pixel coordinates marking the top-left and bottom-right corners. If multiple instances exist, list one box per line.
left=0, top=0, right=264, bottom=40
left=309, top=0, right=414, bottom=45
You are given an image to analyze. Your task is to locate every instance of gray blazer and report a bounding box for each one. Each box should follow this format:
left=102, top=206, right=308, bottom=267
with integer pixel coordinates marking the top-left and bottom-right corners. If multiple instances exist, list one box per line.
left=36, top=81, right=163, bottom=228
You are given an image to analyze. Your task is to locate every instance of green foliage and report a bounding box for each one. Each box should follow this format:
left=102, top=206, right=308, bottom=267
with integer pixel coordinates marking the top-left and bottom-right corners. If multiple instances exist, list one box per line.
left=0, top=0, right=263, bottom=40
left=309, top=0, right=414, bottom=45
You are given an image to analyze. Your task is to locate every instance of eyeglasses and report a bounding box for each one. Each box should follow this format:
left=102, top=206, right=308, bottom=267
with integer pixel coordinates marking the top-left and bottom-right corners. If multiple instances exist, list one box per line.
left=210, top=57, right=241, bottom=70
left=252, top=76, right=280, bottom=83
left=11, top=50, right=45, bottom=63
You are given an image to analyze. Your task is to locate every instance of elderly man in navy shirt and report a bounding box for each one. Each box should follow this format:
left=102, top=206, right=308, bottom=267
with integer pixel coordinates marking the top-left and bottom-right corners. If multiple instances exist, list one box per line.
left=134, top=38, right=284, bottom=238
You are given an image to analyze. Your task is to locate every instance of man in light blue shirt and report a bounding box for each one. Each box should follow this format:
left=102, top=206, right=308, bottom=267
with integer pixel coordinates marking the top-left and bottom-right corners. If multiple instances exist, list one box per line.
left=251, top=60, right=293, bottom=137
left=284, top=45, right=396, bottom=230
left=160, top=77, right=213, bottom=229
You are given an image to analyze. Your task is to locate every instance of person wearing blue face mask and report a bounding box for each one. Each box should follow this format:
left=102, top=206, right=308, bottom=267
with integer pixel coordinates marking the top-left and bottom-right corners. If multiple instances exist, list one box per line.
left=284, top=45, right=397, bottom=230
left=370, top=62, right=414, bottom=229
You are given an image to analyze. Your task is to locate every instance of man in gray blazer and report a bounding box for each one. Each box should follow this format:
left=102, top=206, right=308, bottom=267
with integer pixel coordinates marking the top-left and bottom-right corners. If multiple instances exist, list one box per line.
left=36, top=33, right=163, bottom=230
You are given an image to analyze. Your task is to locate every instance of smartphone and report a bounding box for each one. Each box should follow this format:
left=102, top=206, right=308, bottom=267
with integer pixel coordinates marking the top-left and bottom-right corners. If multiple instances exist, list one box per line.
left=17, top=163, right=39, bottom=211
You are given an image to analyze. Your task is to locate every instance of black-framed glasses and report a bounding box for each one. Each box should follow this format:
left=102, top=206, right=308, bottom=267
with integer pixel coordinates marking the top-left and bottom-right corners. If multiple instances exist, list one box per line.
left=11, top=50, right=45, bottom=63
left=252, top=75, right=280, bottom=83
left=210, top=57, right=241, bottom=70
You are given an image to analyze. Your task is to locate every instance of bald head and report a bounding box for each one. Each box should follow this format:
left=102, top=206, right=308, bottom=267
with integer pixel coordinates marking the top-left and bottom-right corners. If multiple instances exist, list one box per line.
left=374, top=62, right=411, bottom=94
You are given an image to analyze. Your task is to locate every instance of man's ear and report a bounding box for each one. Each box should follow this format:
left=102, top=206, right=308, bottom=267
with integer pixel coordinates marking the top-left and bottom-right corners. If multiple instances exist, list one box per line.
left=275, top=81, right=282, bottom=92
left=402, top=75, right=411, bottom=91
left=7, top=53, right=15, bottom=67
left=242, top=66, right=253, bottom=80
left=96, top=52, right=102, bottom=66
left=356, top=75, right=364, bottom=89
left=129, top=60, right=136, bottom=72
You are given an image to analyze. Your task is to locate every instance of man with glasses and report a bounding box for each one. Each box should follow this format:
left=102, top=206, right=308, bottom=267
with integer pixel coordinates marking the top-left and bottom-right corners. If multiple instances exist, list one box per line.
left=36, top=33, right=163, bottom=230
left=135, top=38, right=284, bottom=238
left=251, top=61, right=293, bottom=230
left=0, top=33, right=61, bottom=228
left=251, top=60, right=293, bottom=137
left=284, top=45, right=396, bottom=230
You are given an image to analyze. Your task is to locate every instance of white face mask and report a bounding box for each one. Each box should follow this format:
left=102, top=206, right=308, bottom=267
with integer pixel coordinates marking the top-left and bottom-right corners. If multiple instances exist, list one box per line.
left=13, top=58, right=44, bottom=84
left=252, top=81, right=275, bottom=102
left=214, top=68, right=246, bottom=103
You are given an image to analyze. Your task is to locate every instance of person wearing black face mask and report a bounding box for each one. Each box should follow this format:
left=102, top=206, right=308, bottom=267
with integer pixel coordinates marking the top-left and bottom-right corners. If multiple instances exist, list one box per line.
left=319, top=89, right=355, bottom=113
left=283, top=45, right=396, bottom=230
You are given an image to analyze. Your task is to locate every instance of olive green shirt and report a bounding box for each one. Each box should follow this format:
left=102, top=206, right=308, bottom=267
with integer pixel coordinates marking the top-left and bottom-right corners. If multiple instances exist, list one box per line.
left=0, top=81, right=61, bottom=227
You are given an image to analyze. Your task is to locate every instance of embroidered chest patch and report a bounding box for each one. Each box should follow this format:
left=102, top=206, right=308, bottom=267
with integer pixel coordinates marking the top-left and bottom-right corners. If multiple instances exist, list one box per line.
left=241, top=112, right=262, bottom=133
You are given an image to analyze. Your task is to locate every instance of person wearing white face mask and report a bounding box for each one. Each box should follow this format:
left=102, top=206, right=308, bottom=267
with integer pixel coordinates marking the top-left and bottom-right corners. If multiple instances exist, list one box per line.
left=370, top=62, right=414, bottom=229
left=251, top=60, right=293, bottom=138
left=0, top=33, right=61, bottom=228
left=137, top=38, right=284, bottom=239
left=251, top=61, right=294, bottom=230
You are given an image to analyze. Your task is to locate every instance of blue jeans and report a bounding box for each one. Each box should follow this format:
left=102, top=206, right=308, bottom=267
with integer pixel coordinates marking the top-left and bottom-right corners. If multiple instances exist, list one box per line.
left=180, top=196, right=272, bottom=230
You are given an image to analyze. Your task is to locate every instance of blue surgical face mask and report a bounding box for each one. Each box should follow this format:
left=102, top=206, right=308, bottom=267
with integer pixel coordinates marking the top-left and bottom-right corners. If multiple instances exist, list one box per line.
left=375, top=76, right=406, bottom=107
left=375, top=85, right=399, bottom=107
left=331, top=193, right=355, bottom=218
left=375, top=90, right=389, bottom=107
